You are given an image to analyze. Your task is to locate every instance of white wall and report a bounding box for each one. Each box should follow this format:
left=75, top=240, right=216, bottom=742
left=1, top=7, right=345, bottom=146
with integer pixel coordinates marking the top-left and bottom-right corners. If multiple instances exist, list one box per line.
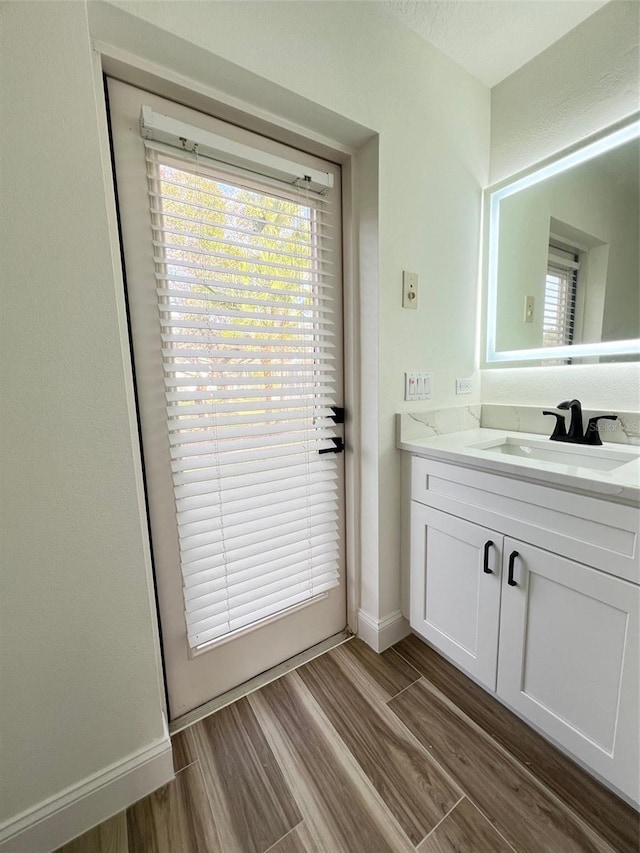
left=490, top=1, right=640, bottom=184
left=0, top=0, right=167, bottom=834
left=98, top=0, right=490, bottom=621
left=484, top=0, right=640, bottom=409
left=0, top=0, right=490, bottom=839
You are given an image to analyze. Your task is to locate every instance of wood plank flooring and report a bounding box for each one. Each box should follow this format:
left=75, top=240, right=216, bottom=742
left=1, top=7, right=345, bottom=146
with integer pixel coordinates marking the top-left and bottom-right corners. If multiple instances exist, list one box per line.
left=394, top=633, right=640, bottom=853
left=57, top=635, right=639, bottom=853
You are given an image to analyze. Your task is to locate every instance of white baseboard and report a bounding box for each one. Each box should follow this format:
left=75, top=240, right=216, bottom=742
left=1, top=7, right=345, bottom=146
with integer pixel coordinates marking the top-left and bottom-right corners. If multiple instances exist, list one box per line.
left=0, top=725, right=174, bottom=853
left=357, top=609, right=410, bottom=652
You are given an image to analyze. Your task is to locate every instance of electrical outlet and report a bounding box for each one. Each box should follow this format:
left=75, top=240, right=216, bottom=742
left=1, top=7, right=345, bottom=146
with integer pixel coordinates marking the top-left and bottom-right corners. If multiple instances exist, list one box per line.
left=456, top=377, right=472, bottom=395
left=402, top=271, right=418, bottom=309
left=405, top=371, right=432, bottom=401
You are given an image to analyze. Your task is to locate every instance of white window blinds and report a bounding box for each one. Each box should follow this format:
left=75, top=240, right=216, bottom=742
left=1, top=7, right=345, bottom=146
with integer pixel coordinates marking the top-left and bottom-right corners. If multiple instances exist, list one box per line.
left=145, top=140, right=341, bottom=649
left=543, top=245, right=578, bottom=349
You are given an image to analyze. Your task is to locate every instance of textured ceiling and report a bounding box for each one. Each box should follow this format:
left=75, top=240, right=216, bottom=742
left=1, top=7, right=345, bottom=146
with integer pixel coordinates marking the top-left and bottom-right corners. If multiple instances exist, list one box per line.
left=385, top=0, right=609, bottom=87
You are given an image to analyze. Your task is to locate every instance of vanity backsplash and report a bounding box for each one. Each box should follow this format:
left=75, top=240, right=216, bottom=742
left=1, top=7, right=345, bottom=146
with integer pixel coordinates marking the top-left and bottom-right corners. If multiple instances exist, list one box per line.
left=397, top=405, right=640, bottom=446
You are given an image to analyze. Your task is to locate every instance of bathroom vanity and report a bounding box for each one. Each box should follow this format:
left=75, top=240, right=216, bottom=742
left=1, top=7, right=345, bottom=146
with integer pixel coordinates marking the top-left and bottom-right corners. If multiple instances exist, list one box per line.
left=399, top=428, right=640, bottom=806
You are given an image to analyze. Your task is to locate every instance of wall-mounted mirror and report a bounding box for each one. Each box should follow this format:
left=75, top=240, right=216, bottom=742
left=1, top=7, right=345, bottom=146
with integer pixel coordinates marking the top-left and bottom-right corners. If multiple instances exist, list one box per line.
left=484, top=116, right=640, bottom=366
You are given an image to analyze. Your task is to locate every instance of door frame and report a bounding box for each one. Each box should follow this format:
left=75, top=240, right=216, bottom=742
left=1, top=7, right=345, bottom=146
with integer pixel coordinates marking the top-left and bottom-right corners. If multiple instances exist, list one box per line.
left=89, top=41, right=364, bottom=718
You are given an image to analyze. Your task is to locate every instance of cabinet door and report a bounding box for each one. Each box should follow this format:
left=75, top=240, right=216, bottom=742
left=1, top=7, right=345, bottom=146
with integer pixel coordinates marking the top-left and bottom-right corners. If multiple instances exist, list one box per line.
left=410, top=503, right=502, bottom=690
left=498, top=540, right=640, bottom=803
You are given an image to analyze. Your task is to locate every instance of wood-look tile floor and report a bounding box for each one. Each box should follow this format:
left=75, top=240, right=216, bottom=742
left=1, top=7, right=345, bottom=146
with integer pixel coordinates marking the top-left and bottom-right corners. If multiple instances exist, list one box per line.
left=58, top=635, right=639, bottom=853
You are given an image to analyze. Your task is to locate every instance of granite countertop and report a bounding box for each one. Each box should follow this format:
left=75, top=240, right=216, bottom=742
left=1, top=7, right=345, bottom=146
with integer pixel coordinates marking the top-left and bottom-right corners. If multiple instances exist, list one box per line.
left=398, top=428, right=640, bottom=505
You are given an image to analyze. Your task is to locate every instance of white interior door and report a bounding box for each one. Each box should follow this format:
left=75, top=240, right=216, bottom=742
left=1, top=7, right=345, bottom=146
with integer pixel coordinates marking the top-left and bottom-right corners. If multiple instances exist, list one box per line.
left=108, top=79, right=346, bottom=719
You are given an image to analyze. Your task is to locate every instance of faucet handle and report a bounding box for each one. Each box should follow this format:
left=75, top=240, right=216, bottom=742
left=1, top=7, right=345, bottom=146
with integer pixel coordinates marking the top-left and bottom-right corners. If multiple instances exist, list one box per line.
left=543, top=411, right=567, bottom=441
left=585, top=415, right=618, bottom=446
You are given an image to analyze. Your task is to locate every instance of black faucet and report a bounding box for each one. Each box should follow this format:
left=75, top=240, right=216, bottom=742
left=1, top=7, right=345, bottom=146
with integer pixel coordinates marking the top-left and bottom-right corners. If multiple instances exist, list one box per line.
left=557, top=399, right=584, bottom=441
left=544, top=399, right=618, bottom=445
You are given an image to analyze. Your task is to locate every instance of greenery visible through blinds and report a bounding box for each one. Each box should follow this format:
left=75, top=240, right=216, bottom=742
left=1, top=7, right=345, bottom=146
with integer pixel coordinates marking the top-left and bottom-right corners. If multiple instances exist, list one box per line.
left=543, top=245, right=578, bottom=353
left=146, top=143, right=341, bottom=648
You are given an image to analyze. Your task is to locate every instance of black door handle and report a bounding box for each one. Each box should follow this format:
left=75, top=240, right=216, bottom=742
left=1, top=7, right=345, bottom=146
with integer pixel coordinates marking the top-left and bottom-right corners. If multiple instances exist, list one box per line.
left=329, top=406, right=345, bottom=424
left=483, top=540, right=494, bottom=574
left=507, top=550, right=519, bottom=586
left=319, top=437, right=344, bottom=455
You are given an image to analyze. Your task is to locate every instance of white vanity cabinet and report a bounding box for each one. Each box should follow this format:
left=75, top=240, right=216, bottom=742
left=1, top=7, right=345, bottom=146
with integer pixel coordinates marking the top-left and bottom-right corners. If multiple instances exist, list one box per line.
left=410, top=504, right=502, bottom=690
left=409, top=455, right=640, bottom=804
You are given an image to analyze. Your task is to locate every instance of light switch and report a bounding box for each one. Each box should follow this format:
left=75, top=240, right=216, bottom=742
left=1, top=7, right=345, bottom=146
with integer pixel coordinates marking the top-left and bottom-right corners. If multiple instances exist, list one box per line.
left=405, top=371, right=432, bottom=401
left=524, top=295, right=534, bottom=323
left=402, top=271, right=418, bottom=309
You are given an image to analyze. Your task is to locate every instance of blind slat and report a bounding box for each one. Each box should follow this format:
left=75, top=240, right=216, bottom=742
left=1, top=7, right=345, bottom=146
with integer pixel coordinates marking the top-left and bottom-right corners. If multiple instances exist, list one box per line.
left=173, top=460, right=335, bottom=492
left=190, top=581, right=338, bottom=646
left=151, top=207, right=330, bottom=252
left=183, top=535, right=339, bottom=592
left=179, top=505, right=338, bottom=552
left=178, top=481, right=338, bottom=532
left=181, top=525, right=339, bottom=577
left=154, top=239, right=333, bottom=270
left=184, top=547, right=338, bottom=603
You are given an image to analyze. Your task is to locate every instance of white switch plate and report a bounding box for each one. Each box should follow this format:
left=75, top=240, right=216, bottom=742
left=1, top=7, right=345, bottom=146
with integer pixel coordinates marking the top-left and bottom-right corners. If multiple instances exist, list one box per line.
left=524, top=295, right=534, bottom=323
left=402, top=271, right=418, bottom=309
left=405, top=371, right=432, bottom=401
left=456, top=377, right=472, bottom=395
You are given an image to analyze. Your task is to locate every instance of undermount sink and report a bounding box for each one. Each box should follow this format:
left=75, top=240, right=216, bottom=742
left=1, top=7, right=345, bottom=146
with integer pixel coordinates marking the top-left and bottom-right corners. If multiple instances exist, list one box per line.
left=470, top=436, right=633, bottom=472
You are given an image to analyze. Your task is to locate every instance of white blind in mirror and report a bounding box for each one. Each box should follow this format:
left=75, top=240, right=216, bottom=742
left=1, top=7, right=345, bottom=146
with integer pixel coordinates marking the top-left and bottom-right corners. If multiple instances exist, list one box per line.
left=145, top=144, right=341, bottom=648
left=544, top=245, right=578, bottom=350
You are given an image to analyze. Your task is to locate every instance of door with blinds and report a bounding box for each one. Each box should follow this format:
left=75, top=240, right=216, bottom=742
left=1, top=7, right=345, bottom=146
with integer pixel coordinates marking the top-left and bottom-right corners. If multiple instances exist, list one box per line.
left=108, top=80, right=346, bottom=719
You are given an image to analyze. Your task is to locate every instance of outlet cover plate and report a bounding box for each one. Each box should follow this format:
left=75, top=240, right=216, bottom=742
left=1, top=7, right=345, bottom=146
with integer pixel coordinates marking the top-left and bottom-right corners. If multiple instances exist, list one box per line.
left=456, top=377, right=472, bottom=395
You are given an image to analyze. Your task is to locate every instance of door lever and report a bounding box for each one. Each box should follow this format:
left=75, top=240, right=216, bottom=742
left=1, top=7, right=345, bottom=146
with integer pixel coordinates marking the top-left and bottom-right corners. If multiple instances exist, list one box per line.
left=329, top=407, right=345, bottom=424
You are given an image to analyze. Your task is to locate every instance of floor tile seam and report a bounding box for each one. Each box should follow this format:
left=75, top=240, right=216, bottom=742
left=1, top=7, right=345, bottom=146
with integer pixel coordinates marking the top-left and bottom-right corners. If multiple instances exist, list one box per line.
left=390, top=641, right=618, bottom=824
left=381, top=694, right=467, bottom=802
left=324, top=644, right=396, bottom=708
left=392, top=676, right=618, bottom=853
left=188, top=756, right=225, bottom=850
left=175, top=726, right=200, bottom=776
left=391, top=648, right=637, bottom=850
left=414, top=794, right=464, bottom=850
left=385, top=647, right=423, bottom=685
left=262, top=820, right=305, bottom=853
left=386, top=674, right=421, bottom=703
left=248, top=673, right=419, bottom=853
left=173, top=756, right=199, bottom=774
left=298, top=654, right=467, bottom=808
left=389, top=645, right=604, bottom=813
left=470, top=796, right=521, bottom=853
left=246, top=687, right=319, bottom=845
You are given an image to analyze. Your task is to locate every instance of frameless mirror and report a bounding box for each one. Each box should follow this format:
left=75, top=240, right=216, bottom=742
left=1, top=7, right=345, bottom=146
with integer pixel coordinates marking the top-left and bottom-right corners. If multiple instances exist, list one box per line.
left=484, top=116, right=640, bottom=366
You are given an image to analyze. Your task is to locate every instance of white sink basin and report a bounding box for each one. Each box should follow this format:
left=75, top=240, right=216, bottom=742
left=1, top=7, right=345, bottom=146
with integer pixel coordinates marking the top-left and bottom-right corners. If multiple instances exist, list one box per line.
left=470, top=436, right=633, bottom=472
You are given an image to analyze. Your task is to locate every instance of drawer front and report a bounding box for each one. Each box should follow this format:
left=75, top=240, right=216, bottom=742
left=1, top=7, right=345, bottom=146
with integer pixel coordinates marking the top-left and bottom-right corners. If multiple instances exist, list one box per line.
left=411, top=457, right=639, bottom=583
